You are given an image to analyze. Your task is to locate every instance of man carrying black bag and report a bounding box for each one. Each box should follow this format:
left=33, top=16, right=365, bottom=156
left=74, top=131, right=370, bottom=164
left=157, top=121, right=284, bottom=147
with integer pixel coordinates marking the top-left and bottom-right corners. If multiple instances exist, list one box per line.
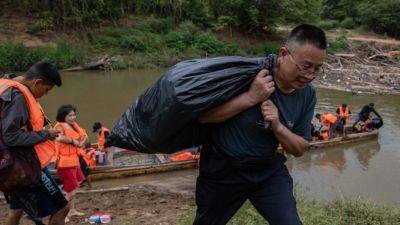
left=194, top=24, right=327, bottom=225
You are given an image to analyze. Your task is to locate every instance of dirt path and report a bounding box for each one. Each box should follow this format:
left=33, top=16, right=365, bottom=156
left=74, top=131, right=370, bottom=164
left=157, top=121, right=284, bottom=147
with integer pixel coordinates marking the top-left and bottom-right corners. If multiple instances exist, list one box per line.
left=0, top=184, right=195, bottom=225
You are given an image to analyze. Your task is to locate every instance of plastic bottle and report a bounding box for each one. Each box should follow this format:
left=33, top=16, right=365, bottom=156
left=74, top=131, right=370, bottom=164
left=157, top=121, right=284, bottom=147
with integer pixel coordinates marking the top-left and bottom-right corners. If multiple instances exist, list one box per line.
left=100, top=214, right=111, bottom=223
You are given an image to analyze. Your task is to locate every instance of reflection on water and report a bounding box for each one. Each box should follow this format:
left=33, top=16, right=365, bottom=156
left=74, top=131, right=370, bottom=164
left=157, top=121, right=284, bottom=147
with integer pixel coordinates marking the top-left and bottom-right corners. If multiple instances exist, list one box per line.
left=353, top=141, right=380, bottom=170
left=287, top=140, right=381, bottom=173
left=40, top=71, right=400, bottom=206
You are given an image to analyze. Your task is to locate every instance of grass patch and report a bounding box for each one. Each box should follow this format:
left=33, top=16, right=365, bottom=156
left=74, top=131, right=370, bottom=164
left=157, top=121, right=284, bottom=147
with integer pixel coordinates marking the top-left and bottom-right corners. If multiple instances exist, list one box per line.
left=328, top=33, right=349, bottom=53
left=176, top=197, right=400, bottom=225
left=0, top=41, right=86, bottom=71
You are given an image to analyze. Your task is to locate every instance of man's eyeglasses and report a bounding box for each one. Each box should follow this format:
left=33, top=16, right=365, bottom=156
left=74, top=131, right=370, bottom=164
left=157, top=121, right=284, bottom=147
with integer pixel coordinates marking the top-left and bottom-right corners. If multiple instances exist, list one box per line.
left=286, top=49, right=324, bottom=79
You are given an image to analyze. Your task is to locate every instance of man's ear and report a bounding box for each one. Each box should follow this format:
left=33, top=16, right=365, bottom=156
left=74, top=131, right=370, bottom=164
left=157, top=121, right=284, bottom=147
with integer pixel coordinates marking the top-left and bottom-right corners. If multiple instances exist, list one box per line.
left=279, top=47, right=288, bottom=57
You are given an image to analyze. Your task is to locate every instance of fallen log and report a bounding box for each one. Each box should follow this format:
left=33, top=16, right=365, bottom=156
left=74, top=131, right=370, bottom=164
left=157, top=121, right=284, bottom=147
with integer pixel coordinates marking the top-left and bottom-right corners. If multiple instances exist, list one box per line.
left=63, top=55, right=110, bottom=71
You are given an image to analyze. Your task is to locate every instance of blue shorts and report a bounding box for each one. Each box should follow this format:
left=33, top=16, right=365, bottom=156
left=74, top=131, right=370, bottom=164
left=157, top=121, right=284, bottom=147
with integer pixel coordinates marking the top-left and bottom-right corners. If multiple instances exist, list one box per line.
left=4, top=167, right=68, bottom=219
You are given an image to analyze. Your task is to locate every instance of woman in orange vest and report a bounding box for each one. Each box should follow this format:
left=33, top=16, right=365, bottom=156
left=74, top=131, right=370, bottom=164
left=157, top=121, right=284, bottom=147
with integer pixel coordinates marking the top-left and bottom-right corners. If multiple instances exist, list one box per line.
left=55, top=104, right=87, bottom=219
left=336, top=104, right=351, bottom=136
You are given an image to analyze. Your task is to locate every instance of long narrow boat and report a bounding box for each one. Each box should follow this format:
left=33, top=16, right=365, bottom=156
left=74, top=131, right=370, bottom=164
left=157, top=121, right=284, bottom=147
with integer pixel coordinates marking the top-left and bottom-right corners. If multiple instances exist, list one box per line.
left=51, top=130, right=378, bottom=181
left=309, top=129, right=378, bottom=149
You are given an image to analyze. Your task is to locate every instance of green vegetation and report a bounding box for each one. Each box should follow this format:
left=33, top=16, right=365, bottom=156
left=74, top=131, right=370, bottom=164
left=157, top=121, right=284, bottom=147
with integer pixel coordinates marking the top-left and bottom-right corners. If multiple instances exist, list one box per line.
left=177, top=198, right=400, bottom=225
left=0, top=17, right=281, bottom=71
left=88, top=19, right=282, bottom=69
left=328, top=33, right=350, bottom=53
left=2, top=0, right=399, bottom=38
left=0, top=41, right=86, bottom=71
left=321, top=0, right=400, bottom=38
left=1, top=1, right=399, bottom=71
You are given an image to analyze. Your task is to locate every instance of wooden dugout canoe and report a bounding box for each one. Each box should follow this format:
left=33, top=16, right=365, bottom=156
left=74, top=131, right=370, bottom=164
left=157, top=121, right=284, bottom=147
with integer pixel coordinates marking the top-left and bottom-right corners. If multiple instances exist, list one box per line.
left=51, top=130, right=378, bottom=181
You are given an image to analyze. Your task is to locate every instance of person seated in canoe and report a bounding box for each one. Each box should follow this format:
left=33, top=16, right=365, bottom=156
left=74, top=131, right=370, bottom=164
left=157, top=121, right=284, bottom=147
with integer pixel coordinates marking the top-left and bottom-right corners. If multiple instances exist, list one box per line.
left=336, top=104, right=351, bottom=136
left=311, top=123, right=321, bottom=141
left=78, top=142, right=97, bottom=189
left=315, top=113, right=338, bottom=139
left=83, top=142, right=97, bottom=169
left=353, top=103, right=383, bottom=132
left=356, top=103, right=381, bottom=123
left=92, top=122, right=113, bottom=165
left=353, top=120, right=369, bottom=133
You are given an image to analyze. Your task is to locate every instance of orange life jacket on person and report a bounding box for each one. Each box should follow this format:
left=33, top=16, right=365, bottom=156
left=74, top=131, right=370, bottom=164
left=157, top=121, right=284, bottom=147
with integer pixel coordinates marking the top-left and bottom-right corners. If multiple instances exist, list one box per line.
left=97, top=127, right=110, bottom=149
left=338, top=106, right=350, bottom=122
left=321, top=113, right=338, bottom=128
left=321, top=130, right=329, bottom=140
left=0, top=78, right=56, bottom=168
left=82, top=147, right=97, bottom=169
left=54, top=122, right=87, bottom=168
left=170, top=152, right=194, bottom=162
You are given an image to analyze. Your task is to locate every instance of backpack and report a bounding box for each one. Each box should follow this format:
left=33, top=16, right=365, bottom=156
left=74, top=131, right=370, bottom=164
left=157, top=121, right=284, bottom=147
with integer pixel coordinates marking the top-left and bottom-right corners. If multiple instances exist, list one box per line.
left=0, top=101, right=41, bottom=195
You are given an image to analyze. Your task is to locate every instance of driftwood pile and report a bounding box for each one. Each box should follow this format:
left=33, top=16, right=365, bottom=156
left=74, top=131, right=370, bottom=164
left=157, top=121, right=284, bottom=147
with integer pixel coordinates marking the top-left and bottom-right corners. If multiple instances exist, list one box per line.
left=315, top=42, right=400, bottom=95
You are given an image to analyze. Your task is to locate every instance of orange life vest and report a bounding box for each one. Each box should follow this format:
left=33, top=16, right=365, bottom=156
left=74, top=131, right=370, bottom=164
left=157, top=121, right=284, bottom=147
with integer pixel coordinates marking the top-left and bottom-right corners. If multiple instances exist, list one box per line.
left=83, top=147, right=97, bottom=169
left=170, top=152, right=194, bottom=162
left=321, top=113, right=338, bottom=127
left=321, top=130, right=329, bottom=140
left=55, top=122, right=87, bottom=168
left=338, top=106, right=350, bottom=122
left=0, top=78, right=56, bottom=168
left=97, top=127, right=110, bottom=149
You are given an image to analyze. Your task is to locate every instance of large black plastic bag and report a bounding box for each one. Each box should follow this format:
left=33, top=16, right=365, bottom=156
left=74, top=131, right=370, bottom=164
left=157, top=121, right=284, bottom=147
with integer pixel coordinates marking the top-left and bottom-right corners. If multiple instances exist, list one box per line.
left=107, top=55, right=277, bottom=153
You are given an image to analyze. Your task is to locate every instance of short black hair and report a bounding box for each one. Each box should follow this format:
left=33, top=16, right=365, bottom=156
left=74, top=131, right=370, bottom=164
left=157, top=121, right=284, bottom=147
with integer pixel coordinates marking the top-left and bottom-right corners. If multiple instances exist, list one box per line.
left=287, top=24, right=327, bottom=50
left=56, top=104, right=76, bottom=122
left=92, top=122, right=102, bottom=133
left=342, top=104, right=347, bottom=107
left=315, top=113, right=321, bottom=119
left=25, top=61, right=62, bottom=87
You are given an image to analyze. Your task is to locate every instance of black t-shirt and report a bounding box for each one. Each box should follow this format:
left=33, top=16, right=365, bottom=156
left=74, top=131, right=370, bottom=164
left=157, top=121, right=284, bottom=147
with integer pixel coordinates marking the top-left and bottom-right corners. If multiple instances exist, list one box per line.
left=209, top=84, right=316, bottom=159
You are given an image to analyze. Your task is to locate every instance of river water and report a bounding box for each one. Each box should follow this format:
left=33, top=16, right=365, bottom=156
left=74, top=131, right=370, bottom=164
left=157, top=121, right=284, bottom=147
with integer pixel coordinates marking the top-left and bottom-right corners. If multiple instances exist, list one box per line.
left=41, top=69, right=400, bottom=206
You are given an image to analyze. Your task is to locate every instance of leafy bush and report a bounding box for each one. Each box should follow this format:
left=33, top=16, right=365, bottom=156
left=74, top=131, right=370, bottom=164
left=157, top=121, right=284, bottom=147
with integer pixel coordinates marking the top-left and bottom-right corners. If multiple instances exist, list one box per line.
left=177, top=21, right=202, bottom=45
left=246, top=42, right=281, bottom=55
left=0, top=41, right=86, bottom=71
left=27, top=17, right=54, bottom=34
left=136, top=17, right=175, bottom=34
left=194, top=33, right=224, bottom=54
left=329, top=34, right=349, bottom=53
left=317, top=20, right=341, bottom=30
left=164, top=31, right=186, bottom=51
left=341, top=17, right=355, bottom=29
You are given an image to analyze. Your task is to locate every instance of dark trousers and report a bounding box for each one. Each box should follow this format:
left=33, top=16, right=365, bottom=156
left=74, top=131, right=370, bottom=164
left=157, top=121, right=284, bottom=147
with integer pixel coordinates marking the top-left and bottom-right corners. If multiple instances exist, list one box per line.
left=193, top=148, right=302, bottom=225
